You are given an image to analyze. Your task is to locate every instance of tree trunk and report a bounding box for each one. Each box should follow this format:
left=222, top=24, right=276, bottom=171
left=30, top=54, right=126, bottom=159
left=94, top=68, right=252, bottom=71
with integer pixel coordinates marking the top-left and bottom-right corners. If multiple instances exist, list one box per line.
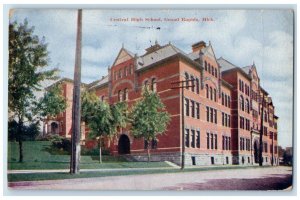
left=18, top=140, right=23, bottom=163
left=99, top=137, right=102, bottom=163
left=147, top=142, right=151, bottom=162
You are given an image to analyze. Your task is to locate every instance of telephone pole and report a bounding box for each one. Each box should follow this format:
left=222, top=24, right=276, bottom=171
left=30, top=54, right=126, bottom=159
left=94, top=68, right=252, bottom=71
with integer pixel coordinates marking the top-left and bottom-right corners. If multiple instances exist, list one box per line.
left=70, top=9, right=82, bottom=174
left=171, top=78, right=195, bottom=170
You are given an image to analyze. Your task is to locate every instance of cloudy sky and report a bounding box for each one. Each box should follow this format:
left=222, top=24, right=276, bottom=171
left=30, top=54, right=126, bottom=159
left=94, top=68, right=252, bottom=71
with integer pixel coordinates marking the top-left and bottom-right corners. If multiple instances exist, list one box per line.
left=10, top=9, right=294, bottom=148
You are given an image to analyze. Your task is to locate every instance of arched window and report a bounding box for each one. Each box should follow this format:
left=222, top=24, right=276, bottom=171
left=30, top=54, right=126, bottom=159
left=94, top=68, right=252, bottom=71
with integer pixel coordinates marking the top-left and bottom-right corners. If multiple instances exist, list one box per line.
left=118, top=90, right=123, bottom=102
left=214, top=89, right=217, bottom=102
left=245, top=99, right=250, bottom=113
left=240, top=95, right=244, bottom=111
left=206, top=84, right=209, bottom=98
left=118, top=69, right=122, bottom=78
left=205, top=61, right=207, bottom=71
left=210, top=87, right=213, bottom=100
left=185, top=72, right=189, bottom=89
left=151, top=78, right=157, bottom=92
left=144, top=80, right=149, bottom=90
left=196, top=78, right=199, bottom=94
left=124, top=66, right=128, bottom=77
left=191, top=75, right=195, bottom=92
left=123, top=88, right=128, bottom=101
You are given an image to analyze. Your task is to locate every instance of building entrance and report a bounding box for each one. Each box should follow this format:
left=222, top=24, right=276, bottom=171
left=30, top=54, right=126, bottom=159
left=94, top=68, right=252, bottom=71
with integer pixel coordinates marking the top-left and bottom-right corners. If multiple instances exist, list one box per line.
left=118, top=134, right=130, bottom=154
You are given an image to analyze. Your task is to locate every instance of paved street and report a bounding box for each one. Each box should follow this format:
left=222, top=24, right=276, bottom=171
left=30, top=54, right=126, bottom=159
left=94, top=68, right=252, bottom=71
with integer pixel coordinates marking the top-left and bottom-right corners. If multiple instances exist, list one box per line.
left=8, top=166, right=292, bottom=190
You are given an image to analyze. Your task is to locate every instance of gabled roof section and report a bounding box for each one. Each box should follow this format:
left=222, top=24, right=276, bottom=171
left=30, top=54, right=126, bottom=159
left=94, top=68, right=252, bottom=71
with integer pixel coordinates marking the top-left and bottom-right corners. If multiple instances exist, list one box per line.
left=88, top=75, right=109, bottom=90
left=136, top=43, right=194, bottom=70
left=217, top=57, right=239, bottom=72
left=201, top=42, right=218, bottom=61
left=112, top=47, right=135, bottom=66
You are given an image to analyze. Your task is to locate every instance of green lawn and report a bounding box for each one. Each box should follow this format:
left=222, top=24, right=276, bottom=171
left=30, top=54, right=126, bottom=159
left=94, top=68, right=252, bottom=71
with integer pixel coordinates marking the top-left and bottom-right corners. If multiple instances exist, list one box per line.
left=8, top=141, right=170, bottom=170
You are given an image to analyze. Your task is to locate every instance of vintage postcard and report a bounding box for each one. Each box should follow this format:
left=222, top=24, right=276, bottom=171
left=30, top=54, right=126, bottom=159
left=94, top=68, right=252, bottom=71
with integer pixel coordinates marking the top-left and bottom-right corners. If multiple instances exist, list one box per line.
left=6, top=8, right=294, bottom=191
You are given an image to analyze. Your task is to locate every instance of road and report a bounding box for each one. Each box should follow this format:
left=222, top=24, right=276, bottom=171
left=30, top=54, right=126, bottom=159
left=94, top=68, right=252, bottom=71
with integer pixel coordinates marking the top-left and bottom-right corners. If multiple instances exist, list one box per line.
left=8, top=166, right=292, bottom=190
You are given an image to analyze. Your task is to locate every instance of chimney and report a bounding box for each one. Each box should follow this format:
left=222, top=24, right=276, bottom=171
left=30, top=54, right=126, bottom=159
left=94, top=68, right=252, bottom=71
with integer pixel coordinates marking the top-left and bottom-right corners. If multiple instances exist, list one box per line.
left=192, top=41, right=206, bottom=53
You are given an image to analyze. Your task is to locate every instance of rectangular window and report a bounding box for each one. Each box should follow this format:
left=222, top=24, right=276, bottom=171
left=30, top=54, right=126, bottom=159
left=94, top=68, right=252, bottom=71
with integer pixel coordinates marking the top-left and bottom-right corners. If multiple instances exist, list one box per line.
left=228, top=96, right=231, bottom=108
left=185, top=98, right=189, bottom=116
left=264, top=142, right=268, bottom=153
left=225, top=114, right=228, bottom=127
left=207, top=132, right=210, bottom=149
left=210, top=133, right=214, bottom=150
left=228, top=137, right=231, bottom=150
left=151, top=139, right=157, bottom=149
left=214, top=109, right=217, bottom=124
left=191, top=130, right=195, bottom=148
left=185, top=129, right=190, bottom=147
left=225, top=94, right=228, bottom=107
left=196, top=131, right=200, bottom=148
left=196, top=78, right=200, bottom=94
left=222, top=93, right=224, bottom=105
left=222, top=136, right=225, bottom=150
left=214, top=134, right=218, bottom=149
left=228, top=115, right=231, bottom=127
left=191, top=101, right=195, bottom=118
left=206, top=106, right=209, bottom=122
left=196, top=103, right=200, bottom=119
left=210, top=108, right=214, bottom=123
left=222, top=112, right=224, bottom=126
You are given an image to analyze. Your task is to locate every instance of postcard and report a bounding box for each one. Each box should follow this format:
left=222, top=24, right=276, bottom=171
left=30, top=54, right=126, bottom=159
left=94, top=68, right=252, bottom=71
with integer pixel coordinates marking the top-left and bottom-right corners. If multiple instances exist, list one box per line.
left=6, top=8, right=294, bottom=191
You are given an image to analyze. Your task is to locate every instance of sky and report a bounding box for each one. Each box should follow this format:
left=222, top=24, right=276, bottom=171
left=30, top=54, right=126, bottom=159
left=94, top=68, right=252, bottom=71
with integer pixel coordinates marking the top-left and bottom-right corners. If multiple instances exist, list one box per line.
left=10, top=9, right=294, bottom=148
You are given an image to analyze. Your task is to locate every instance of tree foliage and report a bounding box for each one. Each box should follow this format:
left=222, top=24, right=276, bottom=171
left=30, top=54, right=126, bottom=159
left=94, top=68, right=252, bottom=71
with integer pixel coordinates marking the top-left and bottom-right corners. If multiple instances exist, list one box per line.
left=130, top=88, right=171, bottom=162
left=8, top=19, right=59, bottom=162
left=35, top=84, right=67, bottom=121
left=8, top=120, right=40, bottom=141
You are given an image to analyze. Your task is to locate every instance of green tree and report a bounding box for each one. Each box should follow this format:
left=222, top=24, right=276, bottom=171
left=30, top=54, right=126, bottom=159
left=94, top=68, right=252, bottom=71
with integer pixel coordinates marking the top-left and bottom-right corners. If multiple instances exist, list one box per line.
left=35, top=84, right=67, bottom=135
left=130, top=88, right=171, bottom=162
left=81, top=91, right=128, bottom=163
left=9, top=19, right=59, bottom=162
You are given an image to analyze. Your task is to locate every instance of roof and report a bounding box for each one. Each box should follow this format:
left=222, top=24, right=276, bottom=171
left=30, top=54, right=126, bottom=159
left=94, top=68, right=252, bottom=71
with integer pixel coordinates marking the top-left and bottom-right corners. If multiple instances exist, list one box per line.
left=221, top=79, right=233, bottom=89
left=217, top=57, right=239, bottom=72
left=45, top=77, right=87, bottom=90
left=242, top=65, right=252, bottom=75
left=88, top=75, right=109, bottom=90
left=136, top=43, right=200, bottom=71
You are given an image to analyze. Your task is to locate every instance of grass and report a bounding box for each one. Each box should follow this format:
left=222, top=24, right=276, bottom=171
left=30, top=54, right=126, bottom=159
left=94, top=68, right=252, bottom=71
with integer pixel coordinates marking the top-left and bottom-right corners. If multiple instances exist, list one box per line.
left=8, top=141, right=170, bottom=170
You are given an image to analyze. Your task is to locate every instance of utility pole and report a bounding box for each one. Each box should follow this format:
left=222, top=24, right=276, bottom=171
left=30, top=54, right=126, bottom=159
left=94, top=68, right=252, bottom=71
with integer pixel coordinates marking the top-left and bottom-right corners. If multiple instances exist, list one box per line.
left=171, top=78, right=195, bottom=170
left=259, top=92, right=265, bottom=166
left=70, top=9, right=82, bottom=174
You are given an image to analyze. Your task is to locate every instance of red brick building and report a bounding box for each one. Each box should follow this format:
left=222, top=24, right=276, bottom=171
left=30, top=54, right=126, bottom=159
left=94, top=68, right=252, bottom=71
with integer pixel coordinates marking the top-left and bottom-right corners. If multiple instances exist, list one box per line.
left=45, top=41, right=279, bottom=166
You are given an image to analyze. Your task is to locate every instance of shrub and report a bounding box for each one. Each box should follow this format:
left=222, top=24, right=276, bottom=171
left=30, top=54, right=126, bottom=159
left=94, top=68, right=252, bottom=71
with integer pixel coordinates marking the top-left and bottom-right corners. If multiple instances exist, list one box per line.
left=51, top=137, right=71, bottom=153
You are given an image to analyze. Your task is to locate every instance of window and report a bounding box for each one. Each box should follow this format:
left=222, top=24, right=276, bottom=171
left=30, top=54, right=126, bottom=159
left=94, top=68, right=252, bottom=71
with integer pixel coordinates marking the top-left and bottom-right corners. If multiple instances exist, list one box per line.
left=124, top=66, right=128, bottom=77
left=191, top=75, right=195, bottom=92
left=196, top=78, right=200, bottom=94
left=144, top=140, right=148, bottom=149
left=228, top=96, right=231, bottom=108
left=222, top=113, right=225, bottom=126
left=207, top=132, right=210, bottom=149
left=118, top=69, right=122, bottom=78
left=144, top=80, right=149, bottom=90
left=224, top=114, right=227, bottom=127
left=222, top=136, right=225, bottom=150
left=264, top=111, right=268, bottom=122
left=264, top=142, right=268, bottom=153
left=215, top=68, right=218, bottom=78
left=214, top=109, right=217, bottom=124
left=123, top=88, right=128, bottom=101
left=228, top=115, right=231, bottom=127
left=118, top=90, right=122, bottom=102
left=196, top=131, right=200, bottom=148
left=224, top=94, right=228, bottom=107
left=214, top=89, right=217, bottom=102
left=196, top=103, right=200, bottom=119
left=208, top=64, right=211, bottom=73
left=212, top=67, right=215, bottom=76
left=205, top=61, right=207, bottom=71
left=206, top=106, right=209, bottom=122
left=239, top=79, right=242, bottom=91
left=240, top=117, right=244, bottom=129
left=210, top=87, right=213, bottom=100
left=185, top=73, right=189, bottom=89
left=191, top=130, right=195, bottom=148
left=206, top=84, right=209, bottom=98
left=114, top=72, right=117, bottom=80
left=185, top=129, right=190, bottom=147
left=222, top=92, right=224, bottom=105
left=240, top=95, right=244, bottom=111
left=151, top=78, right=157, bottom=92
left=210, top=108, right=214, bottom=123
left=245, top=99, right=250, bottom=113
left=228, top=137, right=231, bottom=150
left=151, top=139, right=157, bottom=149
left=185, top=98, right=189, bottom=116
left=191, top=101, right=195, bottom=118
left=210, top=133, right=214, bottom=150
left=214, top=134, right=218, bottom=149
left=129, top=64, right=133, bottom=74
